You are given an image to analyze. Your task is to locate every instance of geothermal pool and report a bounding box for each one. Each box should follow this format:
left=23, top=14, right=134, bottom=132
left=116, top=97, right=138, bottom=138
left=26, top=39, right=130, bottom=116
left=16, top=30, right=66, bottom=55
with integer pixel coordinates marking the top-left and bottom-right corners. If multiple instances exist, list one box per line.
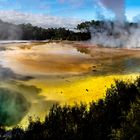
left=0, top=41, right=140, bottom=127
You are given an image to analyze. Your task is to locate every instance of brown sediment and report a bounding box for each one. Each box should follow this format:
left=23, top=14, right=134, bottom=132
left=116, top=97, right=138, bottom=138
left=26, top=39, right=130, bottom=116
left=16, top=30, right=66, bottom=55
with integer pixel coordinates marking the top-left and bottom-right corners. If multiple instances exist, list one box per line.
left=2, top=42, right=140, bottom=76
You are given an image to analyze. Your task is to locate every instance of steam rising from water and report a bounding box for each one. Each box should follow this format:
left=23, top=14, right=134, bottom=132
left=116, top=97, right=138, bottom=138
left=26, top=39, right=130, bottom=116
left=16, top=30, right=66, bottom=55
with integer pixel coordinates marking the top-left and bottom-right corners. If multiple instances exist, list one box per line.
left=0, top=20, right=22, bottom=40
left=55, top=0, right=140, bottom=48
left=90, top=22, right=140, bottom=48
left=99, top=0, right=126, bottom=22
left=90, top=0, right=140, bottom=48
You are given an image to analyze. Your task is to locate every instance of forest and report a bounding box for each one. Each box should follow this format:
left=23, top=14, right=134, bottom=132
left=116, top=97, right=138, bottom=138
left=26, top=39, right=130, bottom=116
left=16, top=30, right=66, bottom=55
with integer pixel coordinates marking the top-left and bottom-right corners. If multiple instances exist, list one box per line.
left=0, top=19, right=90, bottom=41
left=0, top=77, right=140, bottom=140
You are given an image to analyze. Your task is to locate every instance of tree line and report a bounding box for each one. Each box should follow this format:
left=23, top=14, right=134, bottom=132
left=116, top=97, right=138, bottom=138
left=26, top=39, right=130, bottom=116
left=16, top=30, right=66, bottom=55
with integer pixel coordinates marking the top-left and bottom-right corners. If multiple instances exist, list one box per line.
left=0, top=20, right=90, bottom=41
left=0, top=77, right=140, bottom=139
left=77, top=20, right=138, bottom=31
left=0, top=19, right=139, bottom=41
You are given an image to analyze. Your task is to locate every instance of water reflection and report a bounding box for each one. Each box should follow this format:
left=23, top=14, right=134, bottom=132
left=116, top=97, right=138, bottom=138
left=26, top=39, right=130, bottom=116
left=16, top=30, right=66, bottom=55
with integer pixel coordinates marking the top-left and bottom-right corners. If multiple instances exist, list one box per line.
left=75, top=44, right=140, bottom=75
left=0, top=42, right=140, bottom=127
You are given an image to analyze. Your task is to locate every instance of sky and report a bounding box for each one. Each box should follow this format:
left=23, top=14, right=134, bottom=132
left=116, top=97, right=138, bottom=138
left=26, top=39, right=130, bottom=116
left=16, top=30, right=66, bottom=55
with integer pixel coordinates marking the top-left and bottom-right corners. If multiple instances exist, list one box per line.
left=0, top=0, right=139, bottom=29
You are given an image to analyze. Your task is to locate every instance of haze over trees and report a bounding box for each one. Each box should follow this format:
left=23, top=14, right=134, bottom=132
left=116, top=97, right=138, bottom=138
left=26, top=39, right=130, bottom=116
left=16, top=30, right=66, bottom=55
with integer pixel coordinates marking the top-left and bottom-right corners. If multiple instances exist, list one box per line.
left=77, top=20, right=138, bottom=31
left=0, top=19, right=139, bottom=42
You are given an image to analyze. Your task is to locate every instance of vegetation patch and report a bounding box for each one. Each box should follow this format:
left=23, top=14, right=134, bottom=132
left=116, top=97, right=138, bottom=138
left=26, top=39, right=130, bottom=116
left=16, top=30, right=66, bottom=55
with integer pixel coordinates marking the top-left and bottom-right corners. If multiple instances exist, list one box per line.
left=0, top=77, right=140, bottom=139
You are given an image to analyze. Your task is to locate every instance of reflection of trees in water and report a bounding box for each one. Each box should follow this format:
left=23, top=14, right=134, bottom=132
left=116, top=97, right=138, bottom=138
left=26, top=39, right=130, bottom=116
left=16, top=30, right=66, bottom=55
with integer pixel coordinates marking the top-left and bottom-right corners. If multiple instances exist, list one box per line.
left=76, top=47, right=136, bottom=75
left=76, top=47, right=90, bottom=55
left=103, top=57, right=140, bottom=74
left=89, top=56, right=140, bottom=76
left=123, top=57, right=140, bottom=73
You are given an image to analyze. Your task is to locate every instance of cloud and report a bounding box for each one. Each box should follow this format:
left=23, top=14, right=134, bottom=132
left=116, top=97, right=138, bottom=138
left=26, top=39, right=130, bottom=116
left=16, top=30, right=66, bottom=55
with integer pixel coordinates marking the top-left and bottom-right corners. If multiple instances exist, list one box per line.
left=0, top=10, right=82, bottom=29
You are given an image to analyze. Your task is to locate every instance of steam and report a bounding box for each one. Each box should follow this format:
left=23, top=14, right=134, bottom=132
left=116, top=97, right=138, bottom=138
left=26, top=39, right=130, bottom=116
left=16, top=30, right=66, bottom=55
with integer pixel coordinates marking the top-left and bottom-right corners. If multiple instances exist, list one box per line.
left=99, top=0, right=126, bottom=22
left=0, top=19, right=22, bottom=40
left=90, top=0, right=140, bottom=48
left=90, top=21, right=140, bottom=48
